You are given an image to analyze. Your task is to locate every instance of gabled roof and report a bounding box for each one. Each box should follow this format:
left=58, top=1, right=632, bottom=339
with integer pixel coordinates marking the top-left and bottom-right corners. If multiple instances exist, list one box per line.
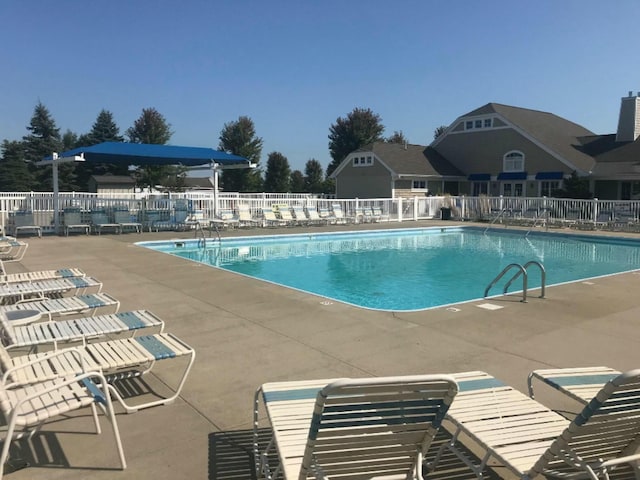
left=348, top=142, right=464, bottom=177
left=452, top=103, right=597, bottom=173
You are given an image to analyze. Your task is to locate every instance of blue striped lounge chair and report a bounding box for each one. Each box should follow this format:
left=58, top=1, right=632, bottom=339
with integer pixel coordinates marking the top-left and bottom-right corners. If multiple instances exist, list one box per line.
left=527, top=366, right=621, bottom=405
left=0, top=292, right=120, bottom=322
left=429, top=370, right=640, bottom=480
left=253, top=374, right=458, bottom=480
left=0, top=309, right=164, bottom=351
left=0, top=238, right=28, bottom=263
left=0, top=332, right=195, bottom=413
left=0, top=276, right=103, bottom=305
left=0, top=361, right=126, bottom=477
left=0, top=265, right=85, bottom=284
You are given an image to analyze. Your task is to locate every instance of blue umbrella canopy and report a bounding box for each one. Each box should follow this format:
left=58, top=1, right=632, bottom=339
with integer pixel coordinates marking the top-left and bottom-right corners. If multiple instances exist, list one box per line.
left=44, top=142, right=249, bottom=167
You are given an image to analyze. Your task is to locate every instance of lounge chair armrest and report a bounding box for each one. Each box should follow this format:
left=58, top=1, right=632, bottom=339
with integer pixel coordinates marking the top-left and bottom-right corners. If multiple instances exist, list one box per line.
left=2, top=348, right=98, bottom=387
left=10, top=370, right=110, bottom=409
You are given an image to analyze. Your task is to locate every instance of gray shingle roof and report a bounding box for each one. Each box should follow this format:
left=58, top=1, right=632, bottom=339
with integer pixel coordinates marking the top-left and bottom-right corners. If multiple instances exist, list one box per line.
left=89, top=175, right=135, bottom=184
left=460, top=103, right=597, bottom=172
left=354, top=142, right=464, bottom=177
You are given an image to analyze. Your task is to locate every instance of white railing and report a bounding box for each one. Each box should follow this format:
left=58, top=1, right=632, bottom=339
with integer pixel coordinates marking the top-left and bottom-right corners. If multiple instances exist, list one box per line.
left=1, top=191, right=640, bottom=235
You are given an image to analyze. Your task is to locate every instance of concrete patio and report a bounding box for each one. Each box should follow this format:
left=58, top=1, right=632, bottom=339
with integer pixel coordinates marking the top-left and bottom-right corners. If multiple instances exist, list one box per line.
left=4, top=221, right=640, bottom=479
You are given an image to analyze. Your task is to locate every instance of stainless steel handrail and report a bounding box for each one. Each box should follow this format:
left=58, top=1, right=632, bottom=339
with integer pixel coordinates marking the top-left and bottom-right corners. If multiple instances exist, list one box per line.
left=503, top=261, right=546, bottom=299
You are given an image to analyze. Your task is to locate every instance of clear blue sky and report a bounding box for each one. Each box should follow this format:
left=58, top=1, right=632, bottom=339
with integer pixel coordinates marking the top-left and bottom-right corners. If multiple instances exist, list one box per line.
left=1, top=0, right=638, bottom=172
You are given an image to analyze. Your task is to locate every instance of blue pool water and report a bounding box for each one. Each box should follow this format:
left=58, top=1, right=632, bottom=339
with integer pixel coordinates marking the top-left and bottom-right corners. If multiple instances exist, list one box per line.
left=137, top=227, right=640, bottom=311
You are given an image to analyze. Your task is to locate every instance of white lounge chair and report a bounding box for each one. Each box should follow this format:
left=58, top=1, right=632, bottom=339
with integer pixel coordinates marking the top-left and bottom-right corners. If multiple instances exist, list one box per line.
left=11, top=210, right=41, bottom=239
left=63, top=206, right=90, bottom=235
left=0, top=277, right=102, bottom=305
left=1, top=332, right=195, bottom=413
left=260, top=207, right=286, bottom=227
left=0, top=292, right=120, bottom=322
left=253, top=374, right=458, bottom=480
left=0, top=360, right=126, bottom=477
left=290, top=205, right=309, bottom=225
left=527, top=366, right=620, bottom=405
left=0, top=309, right=164, bottom=350
left=237, top=204, right=260, bottom=227
left=208, top=209, right=240, bottom=230
left=0, top=263, right=85, bottom=284
left=429, top=370, right=640, bottom=480
left=275, top=205, right=295, bottom=226
left=331, top=203, right=351, bottom=224
left=0, top=238, right=28, bottom=263
left=304, top=206, right=326, bottom=225
left=91, top=208, right=121, bottom=235
left=113, top=205, right=142, bottom=233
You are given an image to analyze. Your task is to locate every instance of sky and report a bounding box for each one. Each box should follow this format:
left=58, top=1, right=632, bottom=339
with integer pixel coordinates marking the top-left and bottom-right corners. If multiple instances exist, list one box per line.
left=1, top=0, right=639, bottom=173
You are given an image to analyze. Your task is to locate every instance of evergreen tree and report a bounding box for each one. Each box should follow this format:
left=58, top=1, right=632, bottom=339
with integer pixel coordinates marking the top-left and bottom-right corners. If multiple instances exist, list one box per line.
left=126, top=108, right=173, bottom=189
left=0, top=140, right=35, bottom=191
left=76, top=109, right=127, bottom=189
left=290, top=170, right=305, bottom=192
left=218, top=116, right=263, bottom=192
left=304, top=158, right=325, bottom=193
left=88, top=109, right=124, bottom=145
left=22, top=101, right=64, bottom=191
left=327, top=107, right=384, bottom=176
left=264, top=152, right=291, bottom=193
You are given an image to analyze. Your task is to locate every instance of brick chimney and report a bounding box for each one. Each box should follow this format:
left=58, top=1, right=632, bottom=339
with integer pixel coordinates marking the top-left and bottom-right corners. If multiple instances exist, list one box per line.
left=616, top=91, right=640, bottom=142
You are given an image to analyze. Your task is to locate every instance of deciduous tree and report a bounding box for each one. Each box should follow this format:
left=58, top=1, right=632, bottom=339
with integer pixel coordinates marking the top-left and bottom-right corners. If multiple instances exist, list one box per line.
left=386, top=130, right=407, bottom=144
left=433, top=125, right=447, bottom=140
left=327, top=107, right=384, bottom=176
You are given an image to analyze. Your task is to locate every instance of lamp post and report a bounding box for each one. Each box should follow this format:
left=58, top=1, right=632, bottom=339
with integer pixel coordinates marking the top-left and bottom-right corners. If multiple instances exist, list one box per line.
left=38, top=152, right=85, bottom=234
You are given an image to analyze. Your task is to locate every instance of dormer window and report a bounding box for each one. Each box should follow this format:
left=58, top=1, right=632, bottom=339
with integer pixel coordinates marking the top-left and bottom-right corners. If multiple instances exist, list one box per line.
left=465, top=117, right=494, bottom=130
left=503, top=151, right=525, bottom=172
left=352, top=155, right=373, bottom=167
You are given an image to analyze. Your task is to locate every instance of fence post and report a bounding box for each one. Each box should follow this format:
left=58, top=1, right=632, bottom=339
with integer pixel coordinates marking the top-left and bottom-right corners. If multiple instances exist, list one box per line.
left=592, top=198, right=598, bottom=226
left=397, top=197, right=403, bottom=222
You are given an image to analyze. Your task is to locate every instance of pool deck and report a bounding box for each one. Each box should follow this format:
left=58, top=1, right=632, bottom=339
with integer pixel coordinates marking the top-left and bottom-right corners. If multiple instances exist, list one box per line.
left=4, top=220, right=640, bottom=479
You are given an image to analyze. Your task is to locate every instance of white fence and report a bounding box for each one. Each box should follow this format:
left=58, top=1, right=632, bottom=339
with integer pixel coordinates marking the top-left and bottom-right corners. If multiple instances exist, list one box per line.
left=1, top=191, right=639, bottom=235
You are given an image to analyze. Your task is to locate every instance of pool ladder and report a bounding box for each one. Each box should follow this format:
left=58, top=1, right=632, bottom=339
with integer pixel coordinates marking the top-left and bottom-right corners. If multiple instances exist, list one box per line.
left=193, top=221, right=221, bottom=248
left=484, top=261, right=546, bottom=303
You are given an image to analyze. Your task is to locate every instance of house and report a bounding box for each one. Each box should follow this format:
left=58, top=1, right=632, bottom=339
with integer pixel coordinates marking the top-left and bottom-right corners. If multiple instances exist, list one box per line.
left=88, top=175, right=136, bottom=194
left=331, top=92, right=640, bottom=199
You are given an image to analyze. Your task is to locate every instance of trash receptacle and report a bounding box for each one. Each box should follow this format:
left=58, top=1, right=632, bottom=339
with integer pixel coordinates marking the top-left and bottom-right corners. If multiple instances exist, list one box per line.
left=440, top=207, right=451, bottom=220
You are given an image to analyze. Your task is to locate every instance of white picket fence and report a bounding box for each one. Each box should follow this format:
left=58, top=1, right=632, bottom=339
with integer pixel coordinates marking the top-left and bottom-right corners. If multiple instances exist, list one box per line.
left=1, top=191, right=639, bottom=235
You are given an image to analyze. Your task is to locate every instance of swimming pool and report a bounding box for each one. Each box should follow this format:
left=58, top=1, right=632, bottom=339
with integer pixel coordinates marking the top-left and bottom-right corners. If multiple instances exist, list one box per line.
left=137, top=227, right=640, bottom=311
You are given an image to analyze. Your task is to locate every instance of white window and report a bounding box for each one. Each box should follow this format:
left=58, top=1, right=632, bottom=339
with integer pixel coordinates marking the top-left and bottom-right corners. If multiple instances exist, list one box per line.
left=503, top=151, right=525, bottom=172
left=353, top=155, right=373, bottom=167
left=412, top=180, right=427, bottom=191
left=465, top=118, right=493, bottom=130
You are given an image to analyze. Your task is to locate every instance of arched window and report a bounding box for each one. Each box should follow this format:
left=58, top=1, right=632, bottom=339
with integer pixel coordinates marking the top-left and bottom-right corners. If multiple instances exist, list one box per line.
left=503, top=151, right=525, bottom=172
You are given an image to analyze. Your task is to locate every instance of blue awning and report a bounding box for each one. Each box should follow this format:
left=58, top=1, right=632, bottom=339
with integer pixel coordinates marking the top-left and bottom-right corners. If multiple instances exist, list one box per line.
left=468, top=173, right=491, bottom=181
left=535, top=171, right=564, bottom=180
left=497, top=171, right=527, bottom=180
left=42, top=142, right=250, bottom=167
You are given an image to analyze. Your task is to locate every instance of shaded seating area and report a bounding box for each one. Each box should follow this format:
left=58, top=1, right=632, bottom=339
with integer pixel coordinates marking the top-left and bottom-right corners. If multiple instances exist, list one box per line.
left=62, top=206, right=90, bottom=236
left=9, top=211, right=41, bottom=239
left=90, top=207, right=121, bottom=235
